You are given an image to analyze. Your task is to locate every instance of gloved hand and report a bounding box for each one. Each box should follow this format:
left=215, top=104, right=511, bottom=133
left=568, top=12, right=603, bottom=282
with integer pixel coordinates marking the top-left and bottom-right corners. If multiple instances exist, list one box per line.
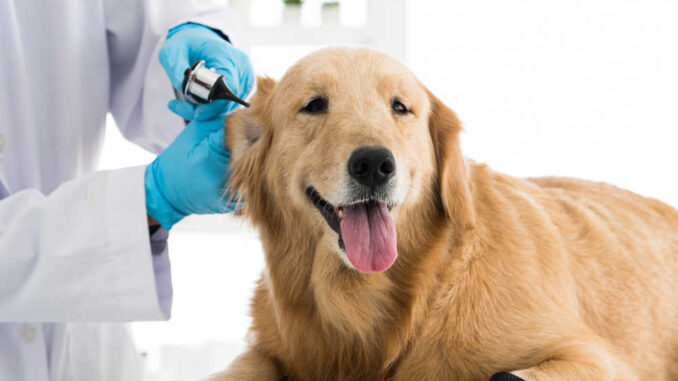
left=147, top=22, right=254, bottom=230
left=145, top=117, right=241, bottom=230
left=159, top=22, right=254, bottom=121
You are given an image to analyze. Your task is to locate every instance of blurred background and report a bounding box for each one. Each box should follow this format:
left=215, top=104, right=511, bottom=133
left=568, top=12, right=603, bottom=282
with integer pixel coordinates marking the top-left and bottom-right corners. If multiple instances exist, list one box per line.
left=97, top=0, right=678, bottom=379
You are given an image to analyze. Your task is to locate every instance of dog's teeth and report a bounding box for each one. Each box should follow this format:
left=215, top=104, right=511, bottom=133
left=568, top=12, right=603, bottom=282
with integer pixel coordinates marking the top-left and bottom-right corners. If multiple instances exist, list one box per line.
left=337, top=208, right=343, bottom=219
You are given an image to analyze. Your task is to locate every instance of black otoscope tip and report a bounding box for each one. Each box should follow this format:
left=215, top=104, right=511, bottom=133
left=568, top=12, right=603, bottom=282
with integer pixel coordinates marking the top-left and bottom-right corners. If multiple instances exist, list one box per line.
left=211, top=78, right=250, bottom=108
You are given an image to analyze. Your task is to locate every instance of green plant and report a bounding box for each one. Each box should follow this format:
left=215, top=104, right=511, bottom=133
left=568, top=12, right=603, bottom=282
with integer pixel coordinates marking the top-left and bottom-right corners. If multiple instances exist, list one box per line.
left=283, top=0, right=303, bottom=5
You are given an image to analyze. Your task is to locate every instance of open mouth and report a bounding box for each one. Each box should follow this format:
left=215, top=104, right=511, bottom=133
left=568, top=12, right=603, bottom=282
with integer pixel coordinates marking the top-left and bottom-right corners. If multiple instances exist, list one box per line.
left=306, top=186, right=398, bottom=274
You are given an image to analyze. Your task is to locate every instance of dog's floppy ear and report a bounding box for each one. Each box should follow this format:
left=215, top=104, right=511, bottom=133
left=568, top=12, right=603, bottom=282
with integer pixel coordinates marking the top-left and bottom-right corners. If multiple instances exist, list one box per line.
left=426, top=89, right=476, bottom=232
left=224, top=76, right=276, bottom=211
left=226, top=76, right=276, bottom=160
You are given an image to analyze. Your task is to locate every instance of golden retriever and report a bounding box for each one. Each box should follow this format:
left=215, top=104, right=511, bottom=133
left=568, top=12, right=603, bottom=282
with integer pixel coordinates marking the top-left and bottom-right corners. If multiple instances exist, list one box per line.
left=210, top=47, right=678, bottom=380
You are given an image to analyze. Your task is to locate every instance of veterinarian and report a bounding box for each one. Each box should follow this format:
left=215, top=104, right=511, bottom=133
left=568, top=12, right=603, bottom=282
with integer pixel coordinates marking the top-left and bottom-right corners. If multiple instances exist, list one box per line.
left=0, top=0, right=253, bottom=380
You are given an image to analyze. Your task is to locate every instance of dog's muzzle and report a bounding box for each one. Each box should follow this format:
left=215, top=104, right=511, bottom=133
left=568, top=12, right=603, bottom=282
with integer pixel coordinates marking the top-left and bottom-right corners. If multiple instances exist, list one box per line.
left=305, top=146, right=400, bottom=273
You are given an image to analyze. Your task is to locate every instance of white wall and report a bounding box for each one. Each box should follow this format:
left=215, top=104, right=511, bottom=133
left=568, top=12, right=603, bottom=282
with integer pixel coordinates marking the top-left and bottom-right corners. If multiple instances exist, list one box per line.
left=408, top=0, right=678, bottom=207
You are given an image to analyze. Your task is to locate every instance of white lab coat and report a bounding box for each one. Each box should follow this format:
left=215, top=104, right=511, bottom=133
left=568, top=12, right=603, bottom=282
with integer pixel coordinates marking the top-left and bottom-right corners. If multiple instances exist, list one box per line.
left=0, top=0, right=242, bottom=379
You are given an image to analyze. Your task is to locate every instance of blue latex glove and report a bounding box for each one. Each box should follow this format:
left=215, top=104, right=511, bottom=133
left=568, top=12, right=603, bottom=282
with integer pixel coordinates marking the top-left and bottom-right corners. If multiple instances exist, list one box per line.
left=145, top=118, right=241, bottom=230
left=147, top=23, right=253, bottom=229
left=159, top=23, right=254, bottom=121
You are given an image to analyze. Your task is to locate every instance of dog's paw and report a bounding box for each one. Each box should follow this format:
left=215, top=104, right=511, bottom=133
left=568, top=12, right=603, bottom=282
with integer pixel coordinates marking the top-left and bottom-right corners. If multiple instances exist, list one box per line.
left=489, top=372, right=526, bottom=381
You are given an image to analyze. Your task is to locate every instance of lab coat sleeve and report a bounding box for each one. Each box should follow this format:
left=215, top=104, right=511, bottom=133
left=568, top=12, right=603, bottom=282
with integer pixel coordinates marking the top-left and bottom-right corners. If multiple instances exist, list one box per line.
left=0, top=166, right=171, bottom=321
left=105, top=0, right=247, bottom=154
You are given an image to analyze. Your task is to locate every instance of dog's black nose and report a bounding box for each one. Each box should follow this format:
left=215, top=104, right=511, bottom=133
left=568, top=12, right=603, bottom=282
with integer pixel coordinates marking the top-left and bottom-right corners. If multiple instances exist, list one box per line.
left=348, top=146, right=395, bottom=190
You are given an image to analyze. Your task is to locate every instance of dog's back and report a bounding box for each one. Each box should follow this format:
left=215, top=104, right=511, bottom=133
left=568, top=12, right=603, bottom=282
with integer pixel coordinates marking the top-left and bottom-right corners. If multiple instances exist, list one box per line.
left=531, top=176, right=678, bottom=378
left=467, top=168, right=678, bottom=379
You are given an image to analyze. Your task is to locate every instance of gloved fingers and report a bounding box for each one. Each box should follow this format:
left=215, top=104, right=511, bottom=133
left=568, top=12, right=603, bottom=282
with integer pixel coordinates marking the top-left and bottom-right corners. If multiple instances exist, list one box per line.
left=168, top=95, right=234, bottom=123
left=231, top=48, right=256, bottom=100
left=194, top=101, right=237, bottom=121
left=190, top=65, right=251, bottom=120
left=185, top=45, right=252, bottom=119
left=225, top=48, right=255, bottom=106
left=201, top=42, right=254, bottom=98
left=207, top=127, right=230, bottom=159
left=159, top=46, right=191, bottom=91
left=238, top=63, right=256, bottom=100
left=180, top=119, right=228, bottom=154
left=170, top=119, right=221, bottom=152
left=160, top=23, right=216, bottom=91
left=166, top=22, right=211, bottom=40
left=168, top=99, right=197, bottom=120
left=161, top=22, right=253, bottom=96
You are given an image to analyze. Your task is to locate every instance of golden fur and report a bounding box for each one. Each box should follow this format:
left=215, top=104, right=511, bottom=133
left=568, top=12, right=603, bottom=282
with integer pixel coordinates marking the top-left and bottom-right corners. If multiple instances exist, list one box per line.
left=210, top=48, right=678, bottom=380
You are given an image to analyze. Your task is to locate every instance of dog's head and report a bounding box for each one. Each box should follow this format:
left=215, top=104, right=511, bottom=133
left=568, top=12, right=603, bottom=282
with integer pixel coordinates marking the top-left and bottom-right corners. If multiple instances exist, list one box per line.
left=226, top=48, right=474, bottom=274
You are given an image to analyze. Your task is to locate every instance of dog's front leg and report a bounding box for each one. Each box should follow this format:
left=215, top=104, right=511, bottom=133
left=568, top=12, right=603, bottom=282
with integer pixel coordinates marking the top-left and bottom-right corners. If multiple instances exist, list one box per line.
left=492, top=337, right=636, bottom=381
left=206, top=349, right=281, bottom=381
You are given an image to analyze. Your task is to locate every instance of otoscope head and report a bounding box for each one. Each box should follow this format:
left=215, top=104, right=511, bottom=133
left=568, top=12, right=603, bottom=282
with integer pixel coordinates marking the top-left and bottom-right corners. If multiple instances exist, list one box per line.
left=182, top=60, right=250, bottom=107
left=212, top=78, right=250, bottom=107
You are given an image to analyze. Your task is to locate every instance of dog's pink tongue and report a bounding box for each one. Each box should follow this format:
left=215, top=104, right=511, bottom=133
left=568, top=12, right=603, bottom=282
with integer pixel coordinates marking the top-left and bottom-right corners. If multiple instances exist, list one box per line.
left=339, top=202, right=397, bottom=273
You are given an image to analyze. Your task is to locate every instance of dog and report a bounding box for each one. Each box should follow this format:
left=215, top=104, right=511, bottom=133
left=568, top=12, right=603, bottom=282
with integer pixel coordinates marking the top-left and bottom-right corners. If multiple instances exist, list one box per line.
left=210, top=47, right=678, bottom=380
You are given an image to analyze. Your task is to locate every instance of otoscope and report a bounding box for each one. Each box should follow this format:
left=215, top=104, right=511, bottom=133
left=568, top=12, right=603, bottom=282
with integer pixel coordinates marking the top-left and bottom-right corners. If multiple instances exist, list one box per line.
left=180, top=60, right=250, bottom=107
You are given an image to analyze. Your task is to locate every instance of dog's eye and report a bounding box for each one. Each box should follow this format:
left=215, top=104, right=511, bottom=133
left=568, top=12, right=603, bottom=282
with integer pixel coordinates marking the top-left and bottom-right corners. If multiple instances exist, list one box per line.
left=301, top=97, right=328, bottom=114
left=391, top=99, right=409, bottom=115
